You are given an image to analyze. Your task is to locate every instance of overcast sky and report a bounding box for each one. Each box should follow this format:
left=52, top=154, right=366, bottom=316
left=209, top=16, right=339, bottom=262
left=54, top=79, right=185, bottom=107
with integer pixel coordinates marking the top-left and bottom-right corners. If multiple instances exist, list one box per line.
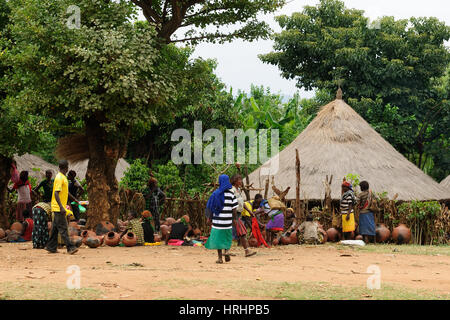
left=138, top=0, right=450, bottom=99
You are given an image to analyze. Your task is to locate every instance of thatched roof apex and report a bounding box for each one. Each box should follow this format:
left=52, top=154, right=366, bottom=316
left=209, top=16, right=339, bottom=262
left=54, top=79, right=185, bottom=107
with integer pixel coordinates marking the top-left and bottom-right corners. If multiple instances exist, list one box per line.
left=441, top=175, right=450, bottom=191
left=249, top=98, right=450, bottom=201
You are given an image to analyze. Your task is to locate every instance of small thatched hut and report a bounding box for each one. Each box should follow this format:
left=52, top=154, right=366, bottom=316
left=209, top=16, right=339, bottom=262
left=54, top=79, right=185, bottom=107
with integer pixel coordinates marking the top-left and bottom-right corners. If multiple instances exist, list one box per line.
left=14, top=154, right=130, bottom=182
left=68, top=158, right=130, bottom=182
left=249, top=91, right=450, bottom=201
left=14, top=153, right=58, bottom=181
left=441, top=175, right=450, bottom=191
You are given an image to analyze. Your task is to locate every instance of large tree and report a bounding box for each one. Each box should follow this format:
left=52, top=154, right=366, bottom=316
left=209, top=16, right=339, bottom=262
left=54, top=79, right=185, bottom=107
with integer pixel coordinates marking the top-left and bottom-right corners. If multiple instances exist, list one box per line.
left=130, top=0, right=286, bottom=44
left=260, top=0, right=450, bottom=180
left=5, top=0, right=178, bottom=227
left=0, top=0, right=48, bottom=227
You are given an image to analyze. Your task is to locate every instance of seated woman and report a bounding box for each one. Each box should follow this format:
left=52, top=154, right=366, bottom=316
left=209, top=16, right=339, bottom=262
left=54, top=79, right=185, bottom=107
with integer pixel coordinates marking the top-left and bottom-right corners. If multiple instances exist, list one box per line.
left=297, top=214, right=321, bottom=245
left=166, top=215, right=192, bottom=244
left=21, top=210, right=34, bottom=242
left=121, top=211, right=145, bottom=245
left=141, top=210, right=155, bottom=243
left=262, top=197, right=284, bottom=243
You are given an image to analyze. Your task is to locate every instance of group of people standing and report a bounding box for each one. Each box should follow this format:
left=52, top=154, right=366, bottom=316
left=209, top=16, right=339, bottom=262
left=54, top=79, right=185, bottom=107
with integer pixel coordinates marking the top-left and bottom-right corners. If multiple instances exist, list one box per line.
left=204, top=174, right=378, bottom=263
left=338, top=180, right=376, bottom=243
left=7, top=160, right=85, bottom=254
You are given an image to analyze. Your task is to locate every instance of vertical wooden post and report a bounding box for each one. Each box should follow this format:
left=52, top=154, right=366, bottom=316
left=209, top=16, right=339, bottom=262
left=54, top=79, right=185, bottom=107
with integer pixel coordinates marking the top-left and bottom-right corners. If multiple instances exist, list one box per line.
left=264, top=178, right=270, bottom=199
left=244, top=165, right=251, bottom=201
left=295, top=149, right=301, bottom=223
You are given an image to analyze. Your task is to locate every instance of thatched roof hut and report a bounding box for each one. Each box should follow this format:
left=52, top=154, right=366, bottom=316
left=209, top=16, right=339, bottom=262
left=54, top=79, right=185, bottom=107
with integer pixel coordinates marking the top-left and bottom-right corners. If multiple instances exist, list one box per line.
left=14, top=154, right=130, bottom=182
left=67, top=158, right=130, bottom=182
left=14, top=153, right=58, bottom=181
left=248, top=92, right=450, bottom=201
left=441, top=175, right=450, bottom=191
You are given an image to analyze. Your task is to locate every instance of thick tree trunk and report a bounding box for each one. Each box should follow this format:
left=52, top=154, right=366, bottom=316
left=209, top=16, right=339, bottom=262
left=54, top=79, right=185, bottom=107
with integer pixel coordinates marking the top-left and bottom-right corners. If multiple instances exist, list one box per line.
left=0, top=155, right=12, bottom=229
left=85, top=118, right=127, bottom=229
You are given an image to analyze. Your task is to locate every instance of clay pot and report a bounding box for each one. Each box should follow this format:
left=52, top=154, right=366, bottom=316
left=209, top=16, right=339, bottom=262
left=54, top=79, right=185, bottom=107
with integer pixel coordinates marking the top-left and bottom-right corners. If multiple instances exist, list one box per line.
left=95, top=221, right=115, bottom=235
left=193, top=228, right=202, bottom=237
left=5, top=229, right=10, bottom=236
left=81, top=230, right=97, bottom=245
left=289, top=231, right=298, bottom=245
left=318, top=228, right=328, bottom=244
left=355, top=235, right=364, bottom=241
left=375, top=223, right=390, bottom=243
left=11, top=222, right=23, bottom=233
left=272, top=238, right=279, bottom=246
left=69, top=221, right=79, bottom=229
left=248, top=237, right=258, bottom=247
left=280, top=235, right=291, bottom=245
left=326, top=228, right=341, bottom=242
left=165, top=217, right=176, bottom=226
left=68, top=226, right=79, bottom=237
left=0, top=228, right=5, bottom=239
left=70, top=236, right=83, bottom=248
left=86, top=237, right=101, bottom=248
left=122, top=232, right=137, bottom=247
left=105, top=232, right=121, bottom=247
left=154, top=234, right=161, bottom=242
left=160, top=224, right=171, bottom=241
left=392, top=224, right=411, bottom=245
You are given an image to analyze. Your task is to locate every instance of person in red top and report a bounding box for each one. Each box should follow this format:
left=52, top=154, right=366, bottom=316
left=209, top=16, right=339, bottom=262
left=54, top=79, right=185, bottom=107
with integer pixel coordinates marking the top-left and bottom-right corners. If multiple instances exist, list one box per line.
left=21, top=210, right=34, bottom=241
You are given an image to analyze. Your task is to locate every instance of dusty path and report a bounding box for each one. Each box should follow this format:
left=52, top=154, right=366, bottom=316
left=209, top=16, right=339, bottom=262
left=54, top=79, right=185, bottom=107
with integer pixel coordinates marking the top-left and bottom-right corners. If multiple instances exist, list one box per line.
left=0, top=242, right=449, bottom=299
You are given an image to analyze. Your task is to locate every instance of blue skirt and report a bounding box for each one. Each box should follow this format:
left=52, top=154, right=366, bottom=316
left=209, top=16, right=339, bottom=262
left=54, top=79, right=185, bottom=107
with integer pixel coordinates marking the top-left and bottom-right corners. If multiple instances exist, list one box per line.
left=359, top=211, right=376, bottom=236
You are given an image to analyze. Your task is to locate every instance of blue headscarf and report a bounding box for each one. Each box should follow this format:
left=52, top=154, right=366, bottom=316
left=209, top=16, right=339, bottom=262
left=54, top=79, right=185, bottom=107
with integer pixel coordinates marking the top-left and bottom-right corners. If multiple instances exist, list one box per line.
left=206, top=174, right=232, bottom=217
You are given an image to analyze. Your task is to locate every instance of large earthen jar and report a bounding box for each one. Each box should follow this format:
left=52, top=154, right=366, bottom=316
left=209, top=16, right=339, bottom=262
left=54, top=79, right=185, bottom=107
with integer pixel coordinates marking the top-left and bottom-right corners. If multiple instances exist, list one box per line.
left=392, top=223, right=411, bottom=244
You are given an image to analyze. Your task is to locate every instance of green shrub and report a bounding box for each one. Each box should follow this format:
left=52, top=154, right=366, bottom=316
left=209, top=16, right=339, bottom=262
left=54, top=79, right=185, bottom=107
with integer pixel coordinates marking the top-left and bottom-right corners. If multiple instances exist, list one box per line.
left=120, top=159, right=150, bottom=193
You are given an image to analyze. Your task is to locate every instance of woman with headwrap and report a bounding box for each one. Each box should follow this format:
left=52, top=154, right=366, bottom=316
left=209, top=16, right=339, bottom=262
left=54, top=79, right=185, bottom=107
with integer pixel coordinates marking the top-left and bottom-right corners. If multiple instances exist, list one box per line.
left=141, top=210, right=155, bottom=243
left=340, top=180, right=356, bottom=240
left=167, top=215, right=192, bottom=243
left=205, top=175, right=238, bottom=264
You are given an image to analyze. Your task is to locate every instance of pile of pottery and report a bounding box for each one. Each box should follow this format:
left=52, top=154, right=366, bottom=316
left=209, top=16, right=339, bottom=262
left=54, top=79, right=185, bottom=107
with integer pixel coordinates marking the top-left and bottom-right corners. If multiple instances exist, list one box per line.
left=0, top=222, right=23, bottom=242
left=324, top=223, right=411, bottom=245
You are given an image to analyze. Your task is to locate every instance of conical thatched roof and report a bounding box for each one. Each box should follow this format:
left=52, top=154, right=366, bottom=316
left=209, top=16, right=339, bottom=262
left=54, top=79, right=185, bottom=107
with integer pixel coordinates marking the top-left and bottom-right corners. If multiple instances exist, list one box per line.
left=441, top=175, right=450, bottom=191
left=14, top=153, right=59, bottom=181
left=249, top=96, right=450, bottom=201
left=68, top=158, right=130, bottom=182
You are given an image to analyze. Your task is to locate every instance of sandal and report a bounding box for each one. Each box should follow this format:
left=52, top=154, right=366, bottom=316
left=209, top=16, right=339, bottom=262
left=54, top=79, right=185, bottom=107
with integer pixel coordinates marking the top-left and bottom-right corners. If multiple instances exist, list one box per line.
left=224, top=254, right=231, bottom=262
left=245, top=251, right=257, bottom=257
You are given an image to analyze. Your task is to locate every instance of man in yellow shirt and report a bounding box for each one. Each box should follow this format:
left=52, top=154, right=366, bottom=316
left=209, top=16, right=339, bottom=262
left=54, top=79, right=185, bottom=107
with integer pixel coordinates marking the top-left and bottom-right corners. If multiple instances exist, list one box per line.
left=45, top=160, right=78, bottom=255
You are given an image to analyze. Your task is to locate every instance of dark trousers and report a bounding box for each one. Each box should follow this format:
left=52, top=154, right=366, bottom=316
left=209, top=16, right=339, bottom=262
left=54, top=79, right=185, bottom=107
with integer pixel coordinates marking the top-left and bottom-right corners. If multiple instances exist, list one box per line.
left=72, top=204, right=80, bottom=221
left=153, top=210, right=160, bottom=232
left=46, top=212, right=75, bottom=252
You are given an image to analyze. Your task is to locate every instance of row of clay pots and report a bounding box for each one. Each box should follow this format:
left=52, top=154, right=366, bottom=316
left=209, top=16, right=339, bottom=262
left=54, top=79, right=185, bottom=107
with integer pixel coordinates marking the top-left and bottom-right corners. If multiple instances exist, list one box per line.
left=375, top=223, right=412, bottom=244
left=325, top=223, right=412, bottom=244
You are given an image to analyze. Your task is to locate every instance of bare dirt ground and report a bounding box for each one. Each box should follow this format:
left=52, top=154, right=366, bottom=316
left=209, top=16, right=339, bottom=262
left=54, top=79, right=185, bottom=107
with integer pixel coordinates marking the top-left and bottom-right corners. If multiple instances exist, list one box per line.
left=0, top=241, right=449, bottom=300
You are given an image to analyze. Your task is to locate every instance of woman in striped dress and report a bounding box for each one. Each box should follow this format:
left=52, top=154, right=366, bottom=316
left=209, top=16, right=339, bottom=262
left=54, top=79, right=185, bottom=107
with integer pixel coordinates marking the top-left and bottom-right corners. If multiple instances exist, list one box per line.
left=205, top=175, right=237, bottom=264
